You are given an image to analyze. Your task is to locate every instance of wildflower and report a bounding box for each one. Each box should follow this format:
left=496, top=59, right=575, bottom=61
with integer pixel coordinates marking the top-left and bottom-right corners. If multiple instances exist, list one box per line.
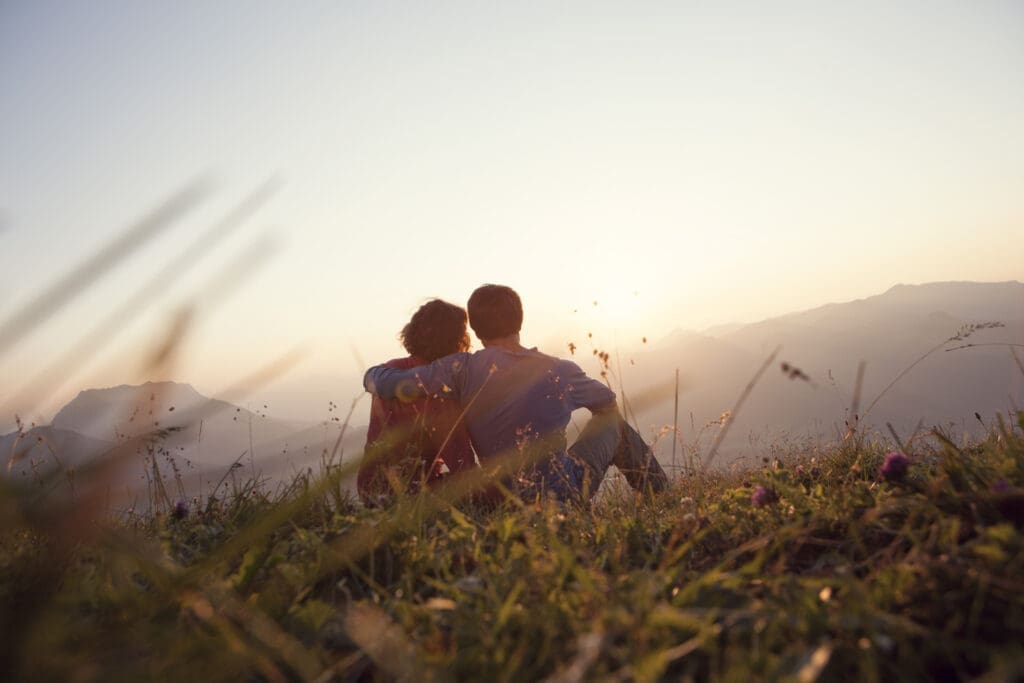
left=171, top=500, right=189, bottom=520
left=879, top=452, right=911, bottom=481
left=992, top=480, right=1012, bottom=493
left=751, top=485, right=778, bottom=507
left=679, top=512, right=699, bottom=534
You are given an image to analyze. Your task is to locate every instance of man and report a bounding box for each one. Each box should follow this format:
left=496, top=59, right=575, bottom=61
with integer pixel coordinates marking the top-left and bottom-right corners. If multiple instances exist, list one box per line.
left=363, top=284, right=668, bottom=503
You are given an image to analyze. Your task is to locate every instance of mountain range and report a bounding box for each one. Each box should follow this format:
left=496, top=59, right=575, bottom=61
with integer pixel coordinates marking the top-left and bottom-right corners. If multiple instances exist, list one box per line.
left=2, top=280, right=1020, bottom=498
left=613, top=280, right=1022, bottom=467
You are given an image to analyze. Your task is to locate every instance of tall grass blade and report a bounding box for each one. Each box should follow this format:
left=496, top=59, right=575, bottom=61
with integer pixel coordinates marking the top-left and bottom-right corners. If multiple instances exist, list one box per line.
left=0, top=179, right=210, bottom=357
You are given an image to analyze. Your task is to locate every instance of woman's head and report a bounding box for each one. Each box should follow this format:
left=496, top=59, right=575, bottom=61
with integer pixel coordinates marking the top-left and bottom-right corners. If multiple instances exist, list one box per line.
left=400, top=299, right=471, bottom=362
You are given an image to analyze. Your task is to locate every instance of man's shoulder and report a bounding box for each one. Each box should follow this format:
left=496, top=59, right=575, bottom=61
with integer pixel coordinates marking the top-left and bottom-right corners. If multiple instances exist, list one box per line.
left=550, top=355, right=585, bottom=374
left=470, top=346, right=566, bottom=369
left=494, top=348, right=596, bottom=383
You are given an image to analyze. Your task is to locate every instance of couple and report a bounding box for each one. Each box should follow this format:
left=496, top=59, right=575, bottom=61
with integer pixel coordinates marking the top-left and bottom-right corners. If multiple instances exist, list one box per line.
left=358, top=284, right=668, bottom=506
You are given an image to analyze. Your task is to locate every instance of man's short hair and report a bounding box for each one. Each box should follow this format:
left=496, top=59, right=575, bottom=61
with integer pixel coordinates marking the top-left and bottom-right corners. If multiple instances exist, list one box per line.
left=467, top=284, right=523, bottom=341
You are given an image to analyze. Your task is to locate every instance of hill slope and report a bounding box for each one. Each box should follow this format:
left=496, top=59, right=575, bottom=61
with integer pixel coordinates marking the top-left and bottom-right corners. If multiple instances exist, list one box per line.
left=612, top=281, right=1023, bottom=465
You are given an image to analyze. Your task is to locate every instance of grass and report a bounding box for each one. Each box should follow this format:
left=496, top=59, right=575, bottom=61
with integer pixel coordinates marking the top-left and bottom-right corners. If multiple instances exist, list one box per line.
left=2, top=411, right=1023, bottom=682
left=2, top=188, right=1021, bottom=680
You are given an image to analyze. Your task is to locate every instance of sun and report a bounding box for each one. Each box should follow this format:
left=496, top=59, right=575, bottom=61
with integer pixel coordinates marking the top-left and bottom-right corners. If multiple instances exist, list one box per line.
left=574, top=287, right=657, bottom=344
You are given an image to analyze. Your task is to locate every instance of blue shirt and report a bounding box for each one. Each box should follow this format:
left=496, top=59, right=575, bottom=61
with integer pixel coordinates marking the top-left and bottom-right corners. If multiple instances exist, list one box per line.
left=363, top=346, right=616, bottom=496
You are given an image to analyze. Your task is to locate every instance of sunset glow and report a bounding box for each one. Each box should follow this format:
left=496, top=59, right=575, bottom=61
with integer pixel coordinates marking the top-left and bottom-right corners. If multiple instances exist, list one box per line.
left=1, top=1, right=1022, bottom=427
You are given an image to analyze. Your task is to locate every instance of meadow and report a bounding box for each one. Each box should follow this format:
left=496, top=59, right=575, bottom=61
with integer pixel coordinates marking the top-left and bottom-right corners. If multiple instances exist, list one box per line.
left=2, top=405, right=1022, bottom=682
left=2, top=188, right=1021, bottom=681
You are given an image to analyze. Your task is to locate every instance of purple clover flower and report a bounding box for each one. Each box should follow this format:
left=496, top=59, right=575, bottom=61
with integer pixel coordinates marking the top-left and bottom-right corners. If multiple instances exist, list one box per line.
left=992, top=480, right=1012, bottom=493
left=751, top=485, right=778, bottom=507
left=878, top=452, right=911, bottom=481
left=172, top=499, right=189, bottom=520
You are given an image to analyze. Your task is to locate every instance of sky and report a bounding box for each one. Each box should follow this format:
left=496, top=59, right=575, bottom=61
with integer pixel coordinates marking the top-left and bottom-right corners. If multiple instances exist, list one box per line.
left=1, top=1, right=1022, bottom=425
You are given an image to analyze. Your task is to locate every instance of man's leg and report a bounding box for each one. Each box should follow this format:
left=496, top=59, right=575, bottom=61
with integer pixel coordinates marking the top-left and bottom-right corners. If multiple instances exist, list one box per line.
left=613, top=421, right=669, bottom=493
left=566, top=411, right=619, bottom=500
left=568, top=412, right=668, bottom=499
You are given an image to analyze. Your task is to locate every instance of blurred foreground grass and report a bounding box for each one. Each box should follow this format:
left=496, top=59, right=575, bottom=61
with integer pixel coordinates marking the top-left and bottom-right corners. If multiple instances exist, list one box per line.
left=2, top=414, right=1023, bottom=682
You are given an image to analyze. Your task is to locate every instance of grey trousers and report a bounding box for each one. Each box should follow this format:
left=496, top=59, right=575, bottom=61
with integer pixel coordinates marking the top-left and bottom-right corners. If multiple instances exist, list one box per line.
left=568, top=411, right=669, bottom=499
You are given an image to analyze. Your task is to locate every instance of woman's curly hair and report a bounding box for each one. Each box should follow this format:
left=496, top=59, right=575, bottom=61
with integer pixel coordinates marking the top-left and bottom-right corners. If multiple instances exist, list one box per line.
left=400, top=299, right=471, bottom=362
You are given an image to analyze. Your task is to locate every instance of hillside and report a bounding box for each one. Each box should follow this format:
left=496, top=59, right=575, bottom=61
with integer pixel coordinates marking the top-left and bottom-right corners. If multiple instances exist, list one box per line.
left=610, top=281, right=1023, bottom=466
left=3, top=413, right=1022, bottom=680
left=1, top=283, right=1022, bottom=680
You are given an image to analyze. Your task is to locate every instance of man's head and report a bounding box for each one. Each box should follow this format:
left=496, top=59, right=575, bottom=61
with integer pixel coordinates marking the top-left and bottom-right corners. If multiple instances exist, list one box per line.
left=467, top=284, right=523, bottom=342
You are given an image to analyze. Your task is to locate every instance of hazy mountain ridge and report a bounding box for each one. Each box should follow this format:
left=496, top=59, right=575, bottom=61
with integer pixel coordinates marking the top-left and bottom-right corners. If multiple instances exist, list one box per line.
left=619, top=280, right=1023, bottom=464
left=2, top=380, right=367, bottom=503
left=53, top=381, right=234, bottom=441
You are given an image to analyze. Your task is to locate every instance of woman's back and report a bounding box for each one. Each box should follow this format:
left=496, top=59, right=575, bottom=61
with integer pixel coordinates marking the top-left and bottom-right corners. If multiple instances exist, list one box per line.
left=357, top=355, right=475, bottom=504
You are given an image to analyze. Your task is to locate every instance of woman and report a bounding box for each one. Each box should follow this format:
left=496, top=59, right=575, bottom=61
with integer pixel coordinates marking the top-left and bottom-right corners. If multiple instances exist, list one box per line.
left=357, top=299, right=476, bottom=506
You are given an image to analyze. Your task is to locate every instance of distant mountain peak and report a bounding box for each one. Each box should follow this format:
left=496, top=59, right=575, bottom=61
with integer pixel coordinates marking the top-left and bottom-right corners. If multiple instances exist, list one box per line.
left=52, top=381, right=216, bottom=440
left=74, top=380, right=202, bottom=398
